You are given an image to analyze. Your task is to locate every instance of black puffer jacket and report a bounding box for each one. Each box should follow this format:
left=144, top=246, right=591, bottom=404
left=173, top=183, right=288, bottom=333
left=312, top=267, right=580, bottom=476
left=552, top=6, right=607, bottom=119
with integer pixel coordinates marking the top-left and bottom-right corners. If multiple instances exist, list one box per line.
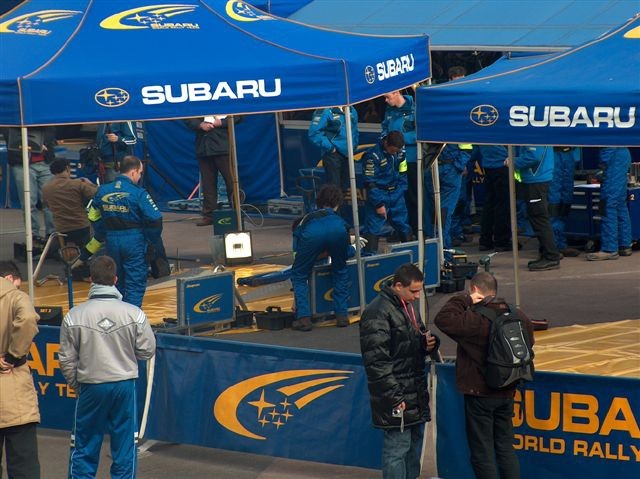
left=359, top=283, right=439, bottom=429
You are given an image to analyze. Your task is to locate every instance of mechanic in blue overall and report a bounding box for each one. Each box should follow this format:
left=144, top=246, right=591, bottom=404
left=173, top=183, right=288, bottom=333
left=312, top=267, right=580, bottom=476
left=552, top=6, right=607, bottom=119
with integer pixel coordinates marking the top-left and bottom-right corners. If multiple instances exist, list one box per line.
left=511, top=146, right=561, bottom=271
left=549, top=146, right=582, bottom=256
left=90, top=156, right=164, bottom=307
left=308, top=107, right=359, bottom=188
left=291, top=184, right=351, bottom=331
left=363, top=131, right=413, bottom=253
left=424, top=143, right=472, bottom=249
left=586, top=147, right=633, bottom=261
left=382, top=90, right=418, bottom=233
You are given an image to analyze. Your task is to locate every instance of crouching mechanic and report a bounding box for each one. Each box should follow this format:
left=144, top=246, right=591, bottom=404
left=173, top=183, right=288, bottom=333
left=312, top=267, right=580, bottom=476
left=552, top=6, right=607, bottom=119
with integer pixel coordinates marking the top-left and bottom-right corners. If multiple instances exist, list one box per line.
left=435, top=272, right=534, bottom=479
left=360, top=263, right=440, bottom=478
left=59, top=256, right=156, bottom=479
left=291, top=184, right=353, bottom=331
left=363, top=131, right=413, bottom=253
left=89, top=155, right=166, bottom=307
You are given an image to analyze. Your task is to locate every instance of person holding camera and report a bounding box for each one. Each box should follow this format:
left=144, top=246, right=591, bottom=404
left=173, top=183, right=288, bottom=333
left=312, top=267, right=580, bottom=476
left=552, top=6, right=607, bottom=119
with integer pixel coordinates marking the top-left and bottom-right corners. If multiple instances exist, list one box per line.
left=434, top=272, right=534, bottom=479
left=359, top=263, right=440, bottom=479
left=95, top=122, right=137, bottom=183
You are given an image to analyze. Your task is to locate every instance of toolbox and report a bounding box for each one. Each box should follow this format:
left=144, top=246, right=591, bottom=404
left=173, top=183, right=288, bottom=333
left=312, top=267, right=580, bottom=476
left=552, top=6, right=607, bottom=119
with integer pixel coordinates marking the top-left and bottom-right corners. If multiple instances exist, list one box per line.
left=233, top=308, right=255, bottom=328
left=254, top=306, right=295, bottom=330
left=267, top=196, right=304, bottom=216
left=437, top=277, right=466, bottom=293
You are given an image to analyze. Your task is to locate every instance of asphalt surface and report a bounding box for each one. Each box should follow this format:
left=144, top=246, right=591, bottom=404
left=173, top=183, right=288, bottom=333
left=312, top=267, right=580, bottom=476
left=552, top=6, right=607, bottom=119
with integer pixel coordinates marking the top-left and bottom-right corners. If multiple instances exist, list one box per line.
left=1, top=207, right=639, bottom=478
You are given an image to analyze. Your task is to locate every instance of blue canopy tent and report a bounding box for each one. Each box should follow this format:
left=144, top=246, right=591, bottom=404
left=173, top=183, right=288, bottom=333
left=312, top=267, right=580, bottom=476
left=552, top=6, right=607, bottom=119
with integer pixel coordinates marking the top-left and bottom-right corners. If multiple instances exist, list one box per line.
left=415, top=14, right=640, bottom=305
left=1, top=0, right=430, bottom=299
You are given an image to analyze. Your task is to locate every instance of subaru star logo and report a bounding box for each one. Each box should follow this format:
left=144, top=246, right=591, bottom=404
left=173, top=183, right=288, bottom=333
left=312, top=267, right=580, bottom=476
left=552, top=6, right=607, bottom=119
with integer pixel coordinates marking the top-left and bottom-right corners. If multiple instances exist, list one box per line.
left=364, top=65, right=376, bottom=84
left=95, top=88, right=130, bottom=108
left=470, top=105, right=499, bottom=126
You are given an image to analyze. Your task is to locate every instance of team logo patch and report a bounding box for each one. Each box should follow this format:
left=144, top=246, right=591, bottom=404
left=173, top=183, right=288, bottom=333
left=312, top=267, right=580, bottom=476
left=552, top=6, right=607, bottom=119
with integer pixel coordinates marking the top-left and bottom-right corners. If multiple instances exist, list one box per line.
left=0, top=10, right=81, bottom=36
left=226, top=0, right=273, bottom=22
left=95, top=88, right=130, bottom=108
left=100, top=4, right=199, bottom=30
left=101, top=192, right=130, bottom=203
left=193, top=294, right=223, bottom=313
left=470, top=104, right=499, bottom=126
left=214, top=369, right=352, bottom=440
left=364, top=65, right=376, bottom=84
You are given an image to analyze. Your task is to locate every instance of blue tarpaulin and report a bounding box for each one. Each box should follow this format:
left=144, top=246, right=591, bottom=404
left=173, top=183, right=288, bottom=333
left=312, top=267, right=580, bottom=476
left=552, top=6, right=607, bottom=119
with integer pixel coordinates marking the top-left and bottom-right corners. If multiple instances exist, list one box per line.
left=0, top=0, right=430, bottom=126
left=416, top=15, right=640, bottom=147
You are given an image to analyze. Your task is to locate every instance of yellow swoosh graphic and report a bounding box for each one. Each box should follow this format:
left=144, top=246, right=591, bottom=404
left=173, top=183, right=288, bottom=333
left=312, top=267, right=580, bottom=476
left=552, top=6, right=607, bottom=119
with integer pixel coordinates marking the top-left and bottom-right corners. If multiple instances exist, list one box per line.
left=0, top=10, right=80, bottom=33
left=100, top=4, right=196, bottom=30
left=214, top=369, right=352, bottom=440
left=295, top=385, right=344, bottom=409
left=624, top=26, right=640, bottom=39
left=277, top=376, right=350, bottom=396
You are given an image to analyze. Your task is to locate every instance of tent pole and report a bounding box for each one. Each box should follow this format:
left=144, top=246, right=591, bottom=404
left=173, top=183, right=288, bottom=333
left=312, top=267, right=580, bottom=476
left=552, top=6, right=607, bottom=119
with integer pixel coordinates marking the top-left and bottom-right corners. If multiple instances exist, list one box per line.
left=507, top=145, right=521, bottom=307
left=343, top=106, right=365, bottom=314
left=21, top=127, right=34, bottom=300
left=431, top=150, right=445, bottom=266
left=417, top=142, right=426, bottom=324
left=274, top=112, right=286, bottom=198
left=228, top=117, right=242, bottom=230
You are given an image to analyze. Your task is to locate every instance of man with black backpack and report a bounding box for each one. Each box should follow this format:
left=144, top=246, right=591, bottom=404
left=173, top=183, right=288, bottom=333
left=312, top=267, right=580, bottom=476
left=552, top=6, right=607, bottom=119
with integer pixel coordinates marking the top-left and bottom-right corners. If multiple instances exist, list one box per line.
left=434, top=272, right=535, bottom=479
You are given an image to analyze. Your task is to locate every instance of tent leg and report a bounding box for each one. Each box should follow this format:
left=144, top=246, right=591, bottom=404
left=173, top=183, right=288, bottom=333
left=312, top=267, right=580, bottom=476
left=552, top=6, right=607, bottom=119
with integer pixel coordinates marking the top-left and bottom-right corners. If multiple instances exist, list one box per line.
left=228, top=117, right=243, bottom=230
left=21, top=128, right=35, bottom=300
left=507, top=146, right=521, bottom=307
left=343, top=106, right=365, bottom=314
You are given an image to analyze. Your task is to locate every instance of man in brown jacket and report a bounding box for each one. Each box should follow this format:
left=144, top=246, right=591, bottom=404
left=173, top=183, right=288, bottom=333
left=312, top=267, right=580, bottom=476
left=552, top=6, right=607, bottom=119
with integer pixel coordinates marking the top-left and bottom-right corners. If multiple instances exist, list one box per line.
left=0, top=261, right=41, bottom=478
left=434, top=272, right=534, bottom=479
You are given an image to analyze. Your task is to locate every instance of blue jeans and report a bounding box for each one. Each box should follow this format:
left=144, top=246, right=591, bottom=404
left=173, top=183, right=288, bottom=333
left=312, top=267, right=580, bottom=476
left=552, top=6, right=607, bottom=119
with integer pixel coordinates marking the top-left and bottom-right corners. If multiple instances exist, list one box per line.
left=11, top=162, right=54, bottom=236
left=382, top=424, right=424, bottom=479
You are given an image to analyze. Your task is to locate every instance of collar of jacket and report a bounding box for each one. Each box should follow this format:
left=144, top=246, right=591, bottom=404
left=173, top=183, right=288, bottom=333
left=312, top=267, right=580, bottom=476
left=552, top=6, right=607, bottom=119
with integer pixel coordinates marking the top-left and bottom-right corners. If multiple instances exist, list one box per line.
left=88, top=283, right=123, bottom=300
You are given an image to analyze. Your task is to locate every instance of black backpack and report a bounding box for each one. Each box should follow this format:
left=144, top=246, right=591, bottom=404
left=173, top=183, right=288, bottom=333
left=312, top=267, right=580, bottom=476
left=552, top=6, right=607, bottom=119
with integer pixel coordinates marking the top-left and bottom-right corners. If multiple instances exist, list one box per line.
left=475, top=304, right=535, bottom=389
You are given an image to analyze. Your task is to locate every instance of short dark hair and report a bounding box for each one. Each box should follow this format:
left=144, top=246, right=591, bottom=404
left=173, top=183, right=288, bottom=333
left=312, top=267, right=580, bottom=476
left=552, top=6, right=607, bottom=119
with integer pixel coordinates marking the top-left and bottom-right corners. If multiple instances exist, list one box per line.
left=0, top=260, right=22, bottom=279
left=316, top=184, right=343, bottom=209
left=119, top=155, right=142, bottom=174
left=448, top=66, right=466, bottom=79
left=470, top=271, right=497, bottom=295
left=90, top=256, right=117, bottom=286
left=49, top=158, right=70, bottom=175
left=393, top=263, right=423, bottom=287
left=384, top=130, right=405, bottom=149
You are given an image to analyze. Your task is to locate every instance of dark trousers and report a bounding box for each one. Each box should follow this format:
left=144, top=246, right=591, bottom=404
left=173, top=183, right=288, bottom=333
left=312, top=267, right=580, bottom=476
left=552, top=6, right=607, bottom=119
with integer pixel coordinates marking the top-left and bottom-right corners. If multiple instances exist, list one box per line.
left=517, top=182, right=560, bottom=260
left=0, top=422, right=40, bottom=479
left=464, top=395, right=520, bottom=479
left=405, top=162, right=419, bottom=234
left=197, top=153, right=233, bottom=217
left=480, top=167, right=510, bottom=248
left=322, top=150, right=349, bottom=188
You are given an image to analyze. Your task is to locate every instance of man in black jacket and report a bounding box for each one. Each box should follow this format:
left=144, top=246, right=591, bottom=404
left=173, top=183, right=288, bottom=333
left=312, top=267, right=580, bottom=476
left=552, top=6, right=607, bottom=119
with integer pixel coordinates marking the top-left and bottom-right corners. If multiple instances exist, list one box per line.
left=186, top=116, right=234, bottom=226
left=360, top=263, right=439, bottom=479
left=434, top=272, right=534, bottom=479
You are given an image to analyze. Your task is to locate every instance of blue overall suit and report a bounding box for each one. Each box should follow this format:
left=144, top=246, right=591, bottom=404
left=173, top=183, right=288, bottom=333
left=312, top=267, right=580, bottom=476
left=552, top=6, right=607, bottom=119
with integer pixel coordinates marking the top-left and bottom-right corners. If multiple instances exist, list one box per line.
left=382, top=95, right=418, bottom=231
left=549, top=147, right=581, bottom=249
left=363, top=140, right=412, bottom=242
left=308, top=107, right=359, bottom=188
left=424, top=144, right=471, bottom=249
left=291, top=208, right=350, bottom=320
left=598, top=147, right=632, bottom=253
left=91, top=175, right=163, bottom=307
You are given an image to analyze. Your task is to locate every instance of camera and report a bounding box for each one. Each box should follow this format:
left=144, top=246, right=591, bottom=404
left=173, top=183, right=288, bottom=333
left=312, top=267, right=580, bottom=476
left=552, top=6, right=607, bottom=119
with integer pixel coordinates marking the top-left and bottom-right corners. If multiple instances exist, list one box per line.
left=392, top=407, right=403, bottom=418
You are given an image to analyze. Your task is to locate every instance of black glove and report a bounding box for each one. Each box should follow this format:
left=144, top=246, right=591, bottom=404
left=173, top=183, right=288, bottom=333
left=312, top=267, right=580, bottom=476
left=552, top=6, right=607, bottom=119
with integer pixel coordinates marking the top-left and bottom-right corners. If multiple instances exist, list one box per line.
left=145, top=244, right=156, bottom=264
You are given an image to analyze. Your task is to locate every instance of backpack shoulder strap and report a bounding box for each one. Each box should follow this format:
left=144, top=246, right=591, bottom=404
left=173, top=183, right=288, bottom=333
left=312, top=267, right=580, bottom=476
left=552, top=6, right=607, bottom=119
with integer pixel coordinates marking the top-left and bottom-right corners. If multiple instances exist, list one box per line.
left=473, top=305, right=498, bottom=321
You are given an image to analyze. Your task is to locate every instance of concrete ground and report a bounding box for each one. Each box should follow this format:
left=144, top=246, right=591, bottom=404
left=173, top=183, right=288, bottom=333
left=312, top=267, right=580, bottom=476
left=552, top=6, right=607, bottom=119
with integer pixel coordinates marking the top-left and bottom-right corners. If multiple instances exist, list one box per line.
left=1, top=207, right=638, bottom=478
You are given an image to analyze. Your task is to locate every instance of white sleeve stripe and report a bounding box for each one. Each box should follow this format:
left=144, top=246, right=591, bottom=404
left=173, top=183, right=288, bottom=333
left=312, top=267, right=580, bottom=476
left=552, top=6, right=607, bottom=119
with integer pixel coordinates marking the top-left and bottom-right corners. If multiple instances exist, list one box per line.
left=134, top=310, right=147, bottom=324
left=63, top=313, right=74, bottom=327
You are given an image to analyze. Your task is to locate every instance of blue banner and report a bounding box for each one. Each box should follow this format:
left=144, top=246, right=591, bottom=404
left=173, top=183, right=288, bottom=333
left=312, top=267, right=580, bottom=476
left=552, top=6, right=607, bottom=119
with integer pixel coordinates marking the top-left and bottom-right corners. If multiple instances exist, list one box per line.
left=146, top=334, right=383, bottom=469
left=435, top=363, right=640, bottom=479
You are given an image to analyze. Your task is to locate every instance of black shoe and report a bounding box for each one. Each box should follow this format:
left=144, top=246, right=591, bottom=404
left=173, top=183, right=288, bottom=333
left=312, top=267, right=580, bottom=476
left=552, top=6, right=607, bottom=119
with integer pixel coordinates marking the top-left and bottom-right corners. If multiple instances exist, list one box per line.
left=291, top=317, right=312, bottom=331
left=560, top=247, right=581, bottom=257
left=528, top=259, right=560, bottom=271
left=335, top=315, right=350, bottom=328
left=196, top=217, right=213, bottom=226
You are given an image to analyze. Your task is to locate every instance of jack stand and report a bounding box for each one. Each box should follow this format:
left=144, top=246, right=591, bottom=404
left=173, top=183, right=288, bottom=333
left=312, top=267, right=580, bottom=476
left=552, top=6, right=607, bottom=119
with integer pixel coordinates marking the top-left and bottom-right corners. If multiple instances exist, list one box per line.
left=34, top=232, right=66, bottom=287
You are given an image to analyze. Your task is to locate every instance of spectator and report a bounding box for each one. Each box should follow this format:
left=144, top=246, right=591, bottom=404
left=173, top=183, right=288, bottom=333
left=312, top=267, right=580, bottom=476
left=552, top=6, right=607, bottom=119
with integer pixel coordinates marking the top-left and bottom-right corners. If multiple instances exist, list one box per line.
left=360, top=263, right=439, bottom=478
left=59, top=255, right=156, bottom=478
left=95, top=122, right=137, bottom=184
left=0, top=260, right=41, bottom=479
left=435, top=271, right=534, bottom=479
